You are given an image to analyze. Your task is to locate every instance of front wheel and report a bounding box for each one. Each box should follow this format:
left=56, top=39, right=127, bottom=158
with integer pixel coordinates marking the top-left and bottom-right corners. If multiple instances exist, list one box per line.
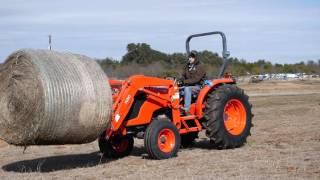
left=204, top=84, right=253, bottom=149
left=98, top=134, right=134, bottom=158
left=144, top=120, right=181, bottom=159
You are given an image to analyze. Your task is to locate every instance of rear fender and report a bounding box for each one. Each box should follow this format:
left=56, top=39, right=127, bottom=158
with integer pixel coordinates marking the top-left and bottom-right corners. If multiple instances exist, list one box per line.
left=195, top=78, right=235, bottom=118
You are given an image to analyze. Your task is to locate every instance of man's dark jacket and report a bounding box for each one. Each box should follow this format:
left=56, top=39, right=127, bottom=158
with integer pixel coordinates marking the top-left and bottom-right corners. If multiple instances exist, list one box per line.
left=181, top=58, right=206, bottom=86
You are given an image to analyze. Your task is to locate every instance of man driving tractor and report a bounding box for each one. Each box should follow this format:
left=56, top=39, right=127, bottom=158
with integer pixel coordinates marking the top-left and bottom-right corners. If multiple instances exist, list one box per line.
left=179, top=52, right=206, bottom=115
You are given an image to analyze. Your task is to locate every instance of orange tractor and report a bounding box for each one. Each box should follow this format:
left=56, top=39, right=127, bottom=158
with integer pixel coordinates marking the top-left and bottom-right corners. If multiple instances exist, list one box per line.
left=98, top=31, right=253, bottom=159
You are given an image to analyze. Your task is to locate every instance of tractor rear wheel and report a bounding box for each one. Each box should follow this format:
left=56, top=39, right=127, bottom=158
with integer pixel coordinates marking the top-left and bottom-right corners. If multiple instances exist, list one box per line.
left=144, top=120, right=181, bottom=159
left=98, top=134, right=134, bottom=158
left=204, top=84, right=253, bottom=149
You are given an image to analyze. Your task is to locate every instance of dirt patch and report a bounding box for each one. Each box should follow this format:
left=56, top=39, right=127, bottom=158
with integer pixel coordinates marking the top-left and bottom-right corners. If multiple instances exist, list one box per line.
left=0, top=81, right=319, bottom=179
left=0, top=140, right=8, bottom=148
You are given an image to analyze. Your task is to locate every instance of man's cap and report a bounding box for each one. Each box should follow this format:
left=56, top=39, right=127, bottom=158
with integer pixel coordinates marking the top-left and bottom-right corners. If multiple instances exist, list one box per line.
left=188, top=51, right=196, bottom=58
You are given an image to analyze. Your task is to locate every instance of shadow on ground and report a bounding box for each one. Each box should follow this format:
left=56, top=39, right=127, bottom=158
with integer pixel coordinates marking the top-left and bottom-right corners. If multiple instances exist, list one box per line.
left=2, top=139, right=220, bottom=173
left=2, top=151, right=108, bottom=173
left=182, top=138, right=221, bottom=150
left=2, top=147, right=145, bottom=173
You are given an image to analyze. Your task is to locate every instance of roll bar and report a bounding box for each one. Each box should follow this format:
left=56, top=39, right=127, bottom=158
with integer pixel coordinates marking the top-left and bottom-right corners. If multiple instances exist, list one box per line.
left=185, top=31, right=230, bottom=77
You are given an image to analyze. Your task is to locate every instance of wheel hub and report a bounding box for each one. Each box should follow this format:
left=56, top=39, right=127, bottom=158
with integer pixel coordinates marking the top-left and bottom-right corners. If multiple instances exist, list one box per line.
left=111, top=138, right=129, bottom=153
left=160, top=135, right=167, bottom=143
left=223, top=99, right=247, bottom=135
left=157, top=129, right=176, bottom=153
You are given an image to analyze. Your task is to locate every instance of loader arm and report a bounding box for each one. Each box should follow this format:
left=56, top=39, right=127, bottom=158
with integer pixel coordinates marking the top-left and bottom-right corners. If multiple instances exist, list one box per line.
left=110, top=75, right=179, bottom=133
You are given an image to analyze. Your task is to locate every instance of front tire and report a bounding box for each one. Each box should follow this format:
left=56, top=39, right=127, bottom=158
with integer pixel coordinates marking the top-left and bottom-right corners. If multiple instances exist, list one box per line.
left=204, top=84, right=253, bottom=149
left=144, top=120, right=181, bottom=159
left=98, top=134, right=134, bottom=158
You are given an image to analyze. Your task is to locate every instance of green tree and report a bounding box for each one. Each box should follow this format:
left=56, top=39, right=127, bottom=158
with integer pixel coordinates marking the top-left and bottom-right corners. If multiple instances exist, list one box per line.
left=97, top=42, right=320, bottom=78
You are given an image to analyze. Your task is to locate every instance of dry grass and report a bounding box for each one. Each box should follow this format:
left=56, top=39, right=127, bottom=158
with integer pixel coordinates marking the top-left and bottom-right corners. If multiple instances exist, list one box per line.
left=0, top=80, right=320, bottom=179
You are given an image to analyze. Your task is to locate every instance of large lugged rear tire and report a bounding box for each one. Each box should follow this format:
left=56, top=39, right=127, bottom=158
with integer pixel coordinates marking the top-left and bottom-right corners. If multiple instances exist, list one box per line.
left=204, top=84, right=253, bottom=149
left=144, top=120, right=181, bottom=159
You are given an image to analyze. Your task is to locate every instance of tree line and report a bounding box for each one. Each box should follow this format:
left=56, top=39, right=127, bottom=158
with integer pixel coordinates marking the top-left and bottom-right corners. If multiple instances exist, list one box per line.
left=97, top=43, right=320, bottom=78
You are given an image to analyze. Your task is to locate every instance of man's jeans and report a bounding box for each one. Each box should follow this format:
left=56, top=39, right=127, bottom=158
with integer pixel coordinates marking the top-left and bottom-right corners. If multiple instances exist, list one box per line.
left=183, top=85, right=201, bottom=111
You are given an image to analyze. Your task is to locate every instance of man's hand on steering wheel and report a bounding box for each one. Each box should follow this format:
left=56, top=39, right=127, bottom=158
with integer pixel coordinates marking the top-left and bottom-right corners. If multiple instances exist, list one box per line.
left=176, top=78, right=184, bottom=87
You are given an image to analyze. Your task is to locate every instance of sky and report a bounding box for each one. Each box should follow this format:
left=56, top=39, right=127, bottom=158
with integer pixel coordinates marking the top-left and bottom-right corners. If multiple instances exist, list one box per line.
left=0, top=0, right=319, bottom=64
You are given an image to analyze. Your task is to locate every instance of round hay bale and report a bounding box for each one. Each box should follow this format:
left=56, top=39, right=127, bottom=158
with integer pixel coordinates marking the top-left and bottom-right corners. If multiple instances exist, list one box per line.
left=0, top=49, right=112, bottom=145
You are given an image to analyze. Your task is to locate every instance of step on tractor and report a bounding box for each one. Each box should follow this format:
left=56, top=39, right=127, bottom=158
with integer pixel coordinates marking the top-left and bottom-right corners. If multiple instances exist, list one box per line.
left=98, top=31, right=253, bottom=159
